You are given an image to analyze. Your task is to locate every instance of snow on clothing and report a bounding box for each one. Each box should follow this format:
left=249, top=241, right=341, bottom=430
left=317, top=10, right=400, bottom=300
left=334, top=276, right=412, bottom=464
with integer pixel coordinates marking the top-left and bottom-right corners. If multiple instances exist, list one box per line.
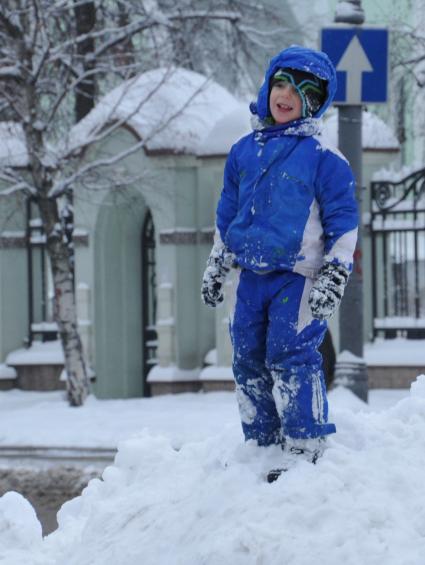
left=217, top=119, right=358, bottom=277
left=215, top=46, right=358, bottom=444
left=217, top=45, right=357, bottom=277
left=231, top=269, right=334, bottom=444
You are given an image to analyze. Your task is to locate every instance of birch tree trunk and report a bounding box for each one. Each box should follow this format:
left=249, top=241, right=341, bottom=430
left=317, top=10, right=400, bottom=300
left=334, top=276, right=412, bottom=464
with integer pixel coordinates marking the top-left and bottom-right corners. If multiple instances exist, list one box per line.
left=38, top=196, right=89, bottom=406
left=18, top=22, right=90, bottom=406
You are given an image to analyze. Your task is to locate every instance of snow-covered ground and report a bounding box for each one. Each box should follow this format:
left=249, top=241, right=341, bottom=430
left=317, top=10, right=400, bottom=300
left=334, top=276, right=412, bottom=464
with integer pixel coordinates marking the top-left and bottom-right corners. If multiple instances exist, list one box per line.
left=0, top=386, right=407, bottom=449
left=1, top=381, right=425, bottom=565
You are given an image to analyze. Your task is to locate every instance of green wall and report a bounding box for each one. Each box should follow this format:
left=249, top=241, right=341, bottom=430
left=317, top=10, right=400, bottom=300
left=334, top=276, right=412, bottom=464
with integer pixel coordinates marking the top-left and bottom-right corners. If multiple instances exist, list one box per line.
left=0, top=192, right=28, bottom=360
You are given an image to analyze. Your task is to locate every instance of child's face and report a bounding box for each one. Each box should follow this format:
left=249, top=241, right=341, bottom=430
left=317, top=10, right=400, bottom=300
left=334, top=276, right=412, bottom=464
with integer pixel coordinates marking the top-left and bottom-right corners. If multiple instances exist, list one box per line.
left=269, top=82, right=303, bottom=124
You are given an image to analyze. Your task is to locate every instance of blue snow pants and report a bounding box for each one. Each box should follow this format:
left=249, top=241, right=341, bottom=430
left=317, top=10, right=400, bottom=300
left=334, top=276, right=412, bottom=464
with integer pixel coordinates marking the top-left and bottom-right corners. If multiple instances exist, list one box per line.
left=230, top=269, right=336, bottom=446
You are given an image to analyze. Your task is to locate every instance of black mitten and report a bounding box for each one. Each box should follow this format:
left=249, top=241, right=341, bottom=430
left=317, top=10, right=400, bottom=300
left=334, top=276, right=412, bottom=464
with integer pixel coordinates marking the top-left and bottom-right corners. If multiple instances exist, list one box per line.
left=309, top=262, right=350, bottom=320
left=201, top=241, right=234, bottom=308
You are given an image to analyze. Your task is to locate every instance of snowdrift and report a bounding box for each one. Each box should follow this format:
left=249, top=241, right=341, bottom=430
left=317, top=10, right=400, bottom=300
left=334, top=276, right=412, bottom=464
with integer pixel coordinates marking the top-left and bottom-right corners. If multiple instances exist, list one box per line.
left=2, top=378, right=425, bottom=565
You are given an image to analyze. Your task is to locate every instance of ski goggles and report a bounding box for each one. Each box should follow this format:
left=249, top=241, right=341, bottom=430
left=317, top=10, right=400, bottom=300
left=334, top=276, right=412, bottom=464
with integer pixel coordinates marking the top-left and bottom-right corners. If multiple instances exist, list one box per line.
left=271, top=68, right=326, bottom=117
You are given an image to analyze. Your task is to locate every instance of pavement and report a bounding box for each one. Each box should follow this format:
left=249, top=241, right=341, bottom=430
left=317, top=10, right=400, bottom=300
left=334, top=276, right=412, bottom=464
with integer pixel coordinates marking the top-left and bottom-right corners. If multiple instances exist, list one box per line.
left=0, top=446, right=116, bottom=536
left=0, top=445, right=116, bottom=468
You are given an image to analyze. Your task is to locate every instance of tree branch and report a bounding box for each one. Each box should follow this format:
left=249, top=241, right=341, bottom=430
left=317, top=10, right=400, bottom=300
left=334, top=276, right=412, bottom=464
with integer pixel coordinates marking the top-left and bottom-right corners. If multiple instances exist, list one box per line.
left=0, top=8, right=24, bottom=40
left=0, top=169, right=35, bottom=196
left=49, top=74, right=213, bottom=197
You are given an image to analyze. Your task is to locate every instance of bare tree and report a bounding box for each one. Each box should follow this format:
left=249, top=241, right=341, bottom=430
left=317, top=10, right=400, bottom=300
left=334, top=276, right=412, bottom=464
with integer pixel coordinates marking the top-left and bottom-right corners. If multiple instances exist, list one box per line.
left=392, top=7, right=425, bottom=160
left=0, top=0, right=298, bottom=405
left=364, top=0, right=425, bottom=160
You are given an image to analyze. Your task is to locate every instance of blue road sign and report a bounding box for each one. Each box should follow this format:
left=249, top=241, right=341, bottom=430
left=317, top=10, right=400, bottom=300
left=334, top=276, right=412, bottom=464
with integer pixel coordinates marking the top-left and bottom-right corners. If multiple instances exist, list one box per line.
left=321, top=26, right=388, bottom=104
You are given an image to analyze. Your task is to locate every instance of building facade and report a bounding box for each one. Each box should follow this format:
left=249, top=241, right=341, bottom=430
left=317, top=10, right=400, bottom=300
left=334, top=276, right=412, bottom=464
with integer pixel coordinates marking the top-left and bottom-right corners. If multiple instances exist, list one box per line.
left=0, top=64, right=405, bottom=397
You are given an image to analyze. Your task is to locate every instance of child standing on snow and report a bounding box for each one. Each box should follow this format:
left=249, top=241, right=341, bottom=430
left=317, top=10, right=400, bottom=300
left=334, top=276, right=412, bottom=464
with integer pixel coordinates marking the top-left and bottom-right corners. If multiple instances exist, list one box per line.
left=201, top=45, right=358, bottom=481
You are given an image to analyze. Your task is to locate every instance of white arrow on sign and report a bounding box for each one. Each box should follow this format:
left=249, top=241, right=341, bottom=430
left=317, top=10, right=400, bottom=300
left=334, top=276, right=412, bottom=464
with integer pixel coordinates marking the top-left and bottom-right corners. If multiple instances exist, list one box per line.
left=336, top=35, right=373, bottom=104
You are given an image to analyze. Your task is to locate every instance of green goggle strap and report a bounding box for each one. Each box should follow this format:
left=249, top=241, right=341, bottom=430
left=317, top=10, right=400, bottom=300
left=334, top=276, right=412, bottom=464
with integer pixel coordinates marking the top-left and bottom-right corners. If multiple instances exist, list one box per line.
left=272, top=71, right=323, bottom=117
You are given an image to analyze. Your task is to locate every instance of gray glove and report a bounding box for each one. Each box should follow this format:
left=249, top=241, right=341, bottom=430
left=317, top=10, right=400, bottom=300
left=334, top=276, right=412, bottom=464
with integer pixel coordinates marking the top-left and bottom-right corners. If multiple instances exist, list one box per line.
left=201, top=240, right=234, bottom=308
left=309, top=262, right=350, bottom=320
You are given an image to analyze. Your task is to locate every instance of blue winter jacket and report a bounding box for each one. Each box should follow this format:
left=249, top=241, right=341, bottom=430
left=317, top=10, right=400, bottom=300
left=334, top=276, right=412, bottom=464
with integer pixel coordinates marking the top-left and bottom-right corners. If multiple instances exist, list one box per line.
left=216, top=45, right=358, bottom=278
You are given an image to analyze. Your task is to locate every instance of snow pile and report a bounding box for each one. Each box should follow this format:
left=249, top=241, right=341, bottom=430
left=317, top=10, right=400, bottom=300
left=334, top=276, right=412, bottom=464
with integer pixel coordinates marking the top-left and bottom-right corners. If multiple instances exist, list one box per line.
left=321, top=109, right=399, bottom=150
left=337, top=349, right=365, bottom=364
left=6, top=340, right=64, bottom=366
left=200, top=365, right=234, bottom=381
left=372, top=161, right=424, bottom=182
left=365, top=337, right=425, bottom=366
left=335, top=1, right=364, bottom=20
left=69, top=67, right=241, bottom=156
left=147, top=365, right=200, bottom=384
left=0, top=491, right=43, bottom=564
left=0, top=363, right=17, bottom=380
left=204, top=348, right=217, bottom=365
left=3, top=376, right=423, bottom=564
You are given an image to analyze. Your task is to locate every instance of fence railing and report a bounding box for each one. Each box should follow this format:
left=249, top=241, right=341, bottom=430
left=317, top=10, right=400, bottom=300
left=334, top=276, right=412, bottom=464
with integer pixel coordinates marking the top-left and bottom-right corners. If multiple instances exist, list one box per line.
left=370, top=168, right=425, bottom=338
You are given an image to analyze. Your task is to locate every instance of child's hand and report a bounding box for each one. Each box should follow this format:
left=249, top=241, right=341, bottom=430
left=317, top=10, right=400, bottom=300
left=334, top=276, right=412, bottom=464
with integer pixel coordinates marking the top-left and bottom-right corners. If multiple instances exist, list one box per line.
left=201, top=242, right=234, bottom=308
left=201, top=269, right=226, bottom=307
left=308, top=262, right=350, bottom=320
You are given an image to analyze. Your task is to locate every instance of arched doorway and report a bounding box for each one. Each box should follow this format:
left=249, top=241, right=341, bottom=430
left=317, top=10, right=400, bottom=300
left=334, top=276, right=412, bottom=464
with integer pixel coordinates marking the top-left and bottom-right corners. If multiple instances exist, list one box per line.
left=141, top=209, right=157, bottom=396
left=93, top=191, right=145, bottom=398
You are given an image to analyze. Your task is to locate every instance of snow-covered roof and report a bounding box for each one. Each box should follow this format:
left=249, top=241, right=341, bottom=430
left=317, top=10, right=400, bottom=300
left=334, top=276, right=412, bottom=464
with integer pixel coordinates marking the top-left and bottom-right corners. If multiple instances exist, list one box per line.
left=70, top=67, right=242, bottom=156
left=198, top=104, right=252, bottom=156
left=320, top=110, right=400, bottom=151
left=0, top=122, right=28, bottom=168
left=0, top=87, right=400, bottom=172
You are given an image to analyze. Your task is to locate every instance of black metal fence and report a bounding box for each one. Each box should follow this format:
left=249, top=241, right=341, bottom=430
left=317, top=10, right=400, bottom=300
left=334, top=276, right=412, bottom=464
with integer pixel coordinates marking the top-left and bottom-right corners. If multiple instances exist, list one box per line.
left=371, top=168, right=425, bottom=338
left=26, top=198, right=58, bottom=346
left=142, top=209, right=157, bottom=395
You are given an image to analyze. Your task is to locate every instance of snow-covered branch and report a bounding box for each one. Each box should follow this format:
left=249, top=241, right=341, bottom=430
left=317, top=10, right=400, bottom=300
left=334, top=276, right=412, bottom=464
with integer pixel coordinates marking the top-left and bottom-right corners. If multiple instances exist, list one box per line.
left=168, top=10, right=241, bottom=22
left=0, top=86, right=27, bottom=122
left=0, top=169, right=35, bottom=196
left=0, top=7, right=24, bottom=40
left=0, top=65, right=22, bottom=80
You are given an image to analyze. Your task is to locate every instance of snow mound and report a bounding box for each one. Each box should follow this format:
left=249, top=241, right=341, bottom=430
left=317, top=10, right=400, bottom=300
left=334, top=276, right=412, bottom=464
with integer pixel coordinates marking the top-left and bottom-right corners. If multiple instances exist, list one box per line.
left=327, top=384, right=369, bottom=413
left=0, top=491, right=43, bottom=564
left=30, top=376, right=425, bottom=564
left=411, top=374, right=425, bottom=398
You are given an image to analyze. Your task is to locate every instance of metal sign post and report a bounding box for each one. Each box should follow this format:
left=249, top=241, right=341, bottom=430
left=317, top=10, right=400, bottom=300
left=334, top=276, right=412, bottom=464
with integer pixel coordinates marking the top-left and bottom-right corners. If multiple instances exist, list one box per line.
left=321, top=1, right=388, bottom=401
